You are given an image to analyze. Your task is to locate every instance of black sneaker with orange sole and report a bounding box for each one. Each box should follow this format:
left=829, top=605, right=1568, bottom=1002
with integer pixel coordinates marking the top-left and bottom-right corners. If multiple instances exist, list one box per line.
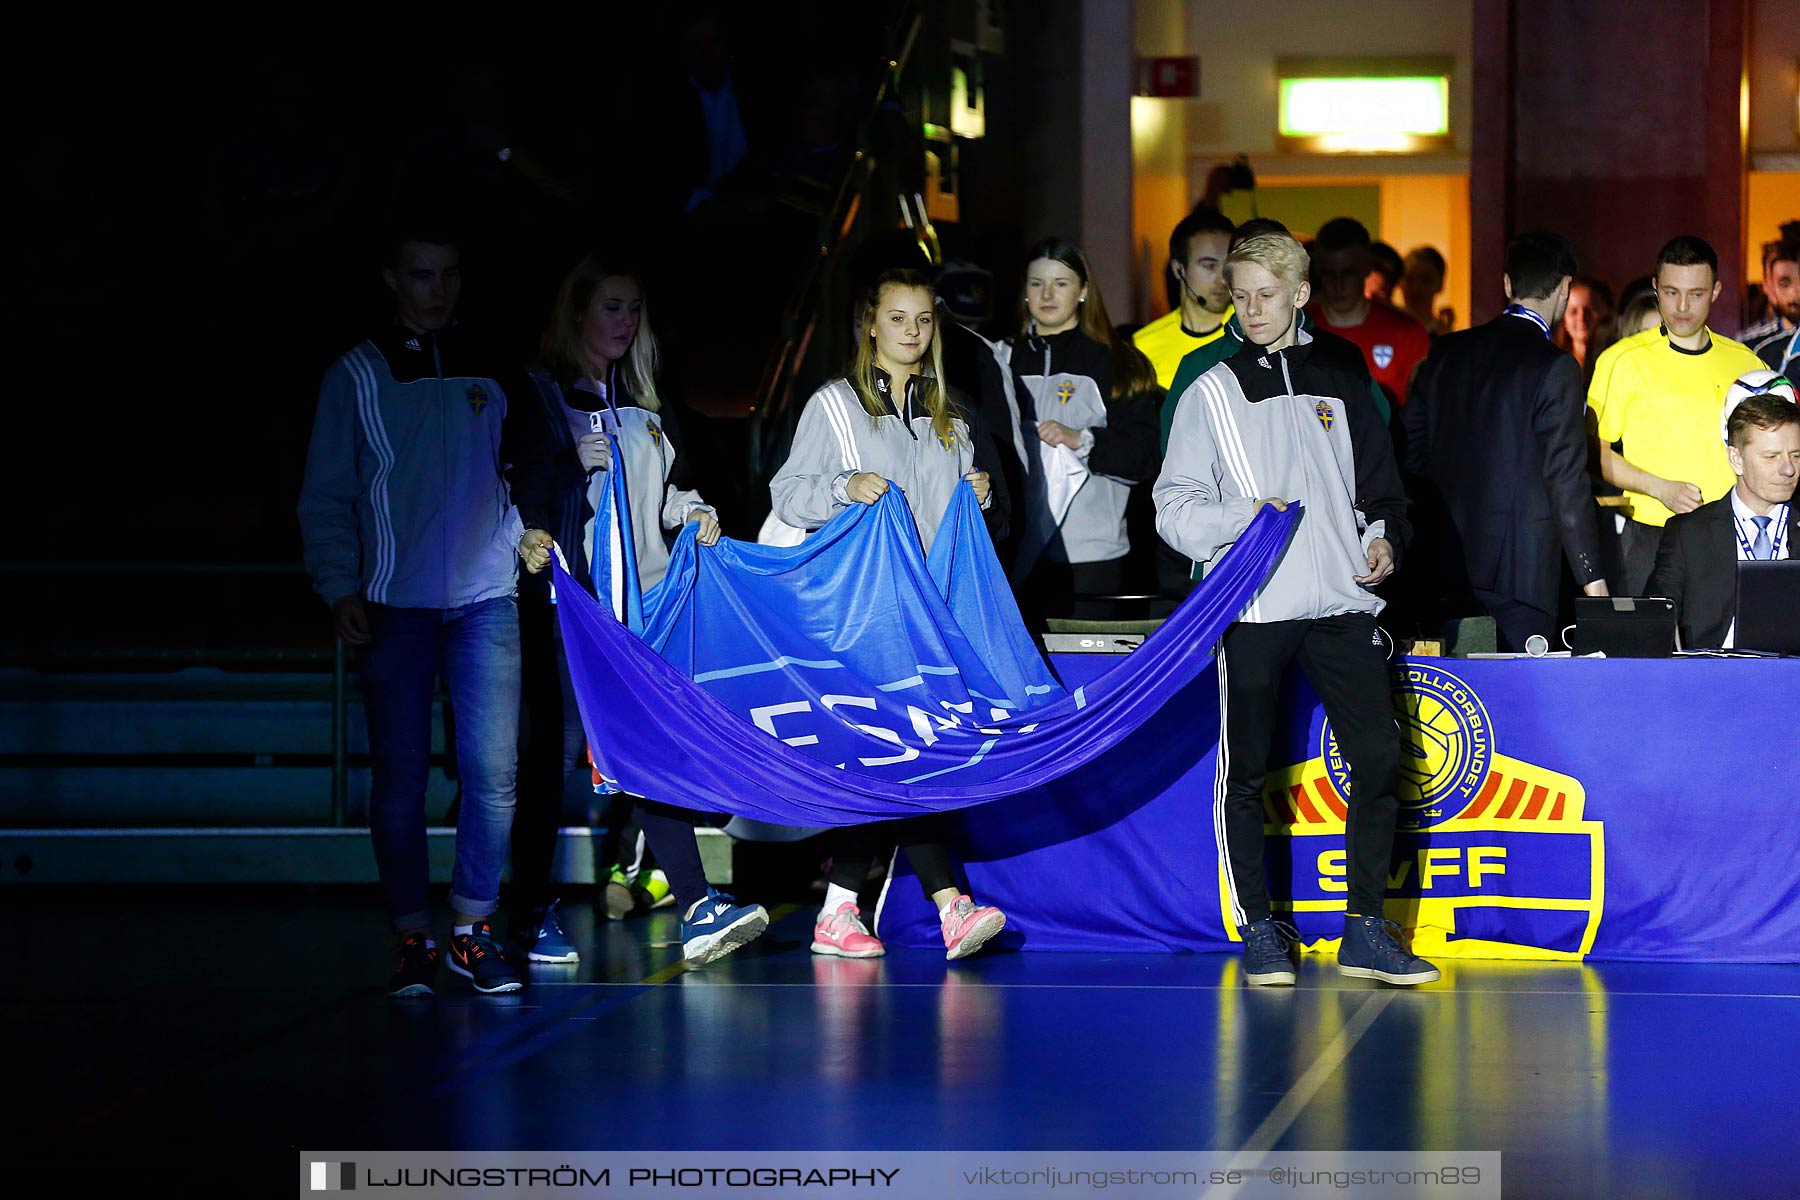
left=448, top=921, right=524, bottom=994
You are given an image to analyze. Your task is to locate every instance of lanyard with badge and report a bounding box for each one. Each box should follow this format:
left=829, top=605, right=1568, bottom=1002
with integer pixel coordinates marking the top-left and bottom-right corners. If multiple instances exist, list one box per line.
left=556, top=373, right=623, bottom=606
left=587, top=369, right=622, bottom=433
left=1732, top=502, right=1790, bottom=560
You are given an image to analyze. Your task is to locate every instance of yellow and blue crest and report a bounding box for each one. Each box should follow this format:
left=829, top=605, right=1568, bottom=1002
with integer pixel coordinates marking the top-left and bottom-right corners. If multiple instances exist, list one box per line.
left=1315, top=399, right=1334, bottom=431
left=466, top=383, right=489, bottom=415
left=1234, top=662, right=1605, bottom=962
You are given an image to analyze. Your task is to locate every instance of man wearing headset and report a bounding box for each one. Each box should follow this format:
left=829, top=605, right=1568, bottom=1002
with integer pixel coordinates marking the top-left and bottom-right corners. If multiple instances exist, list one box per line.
left=1136, top=206, right=1235, bottom=612
left=1134, top=205, right=1237, bottom=391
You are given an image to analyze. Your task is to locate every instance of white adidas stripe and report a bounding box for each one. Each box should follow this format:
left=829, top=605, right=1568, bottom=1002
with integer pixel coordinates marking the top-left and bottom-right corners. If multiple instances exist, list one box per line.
left=347, top=348, right=398, bottom=605
left=870, top=844, right=901, bottom=938
left=1200, top=371, right=1266, bottom=622
left=345, top=350, right=387, bottom=601
left=820, top=385, right=863, bottom=472
left=1200, top=372, right=1260, bottom=500
left=608, top=485, right=626, bottom=619
left=1214, top=649, right=1246, bottom=928
left=358, top=350, right=398, bottom=605
left=822, top=391, right=856, bottom=472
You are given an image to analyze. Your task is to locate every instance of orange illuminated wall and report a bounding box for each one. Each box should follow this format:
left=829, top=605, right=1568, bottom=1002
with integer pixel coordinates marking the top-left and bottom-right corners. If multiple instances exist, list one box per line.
left=1745, top=172, right=1800, bottom=284
left=1377, top=174, right=1473, bottom=328
left=1215, top=175, right=1472, bottom=331
left=1132, top=94, right=1190, bottom=321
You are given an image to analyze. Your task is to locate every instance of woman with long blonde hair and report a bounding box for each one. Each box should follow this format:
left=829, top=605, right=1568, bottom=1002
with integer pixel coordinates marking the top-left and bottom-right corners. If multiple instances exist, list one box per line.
left=774, top=268, right=1007, bottom=551
left=770, top=267, right=1011, bottom=961
left=513, top=256, right=769, bottom=967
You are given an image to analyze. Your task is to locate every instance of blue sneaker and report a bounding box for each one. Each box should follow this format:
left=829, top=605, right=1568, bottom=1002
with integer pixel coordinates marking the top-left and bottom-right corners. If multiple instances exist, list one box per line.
left=681, top=888, right=769, bottom=965
left=1337, top=915, right=1440, bottom=986
left=1239, top=918, right=1300, bottom=986
left=522, top=900, right=579, bottom=963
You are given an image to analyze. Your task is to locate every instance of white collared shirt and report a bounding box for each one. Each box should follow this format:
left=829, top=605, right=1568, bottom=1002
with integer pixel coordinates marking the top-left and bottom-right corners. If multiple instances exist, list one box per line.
left=1730, top=490, right=1791, bottom=562
left=1723, top=490, right=1790, bottom=648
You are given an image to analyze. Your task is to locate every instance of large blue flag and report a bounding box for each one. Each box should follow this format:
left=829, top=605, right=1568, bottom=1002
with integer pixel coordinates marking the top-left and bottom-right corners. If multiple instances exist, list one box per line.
left=554, top=485, right=1296, bottom=826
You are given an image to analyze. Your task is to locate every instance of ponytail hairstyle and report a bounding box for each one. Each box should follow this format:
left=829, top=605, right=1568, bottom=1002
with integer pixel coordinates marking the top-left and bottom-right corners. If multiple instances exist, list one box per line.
left=850, top=268, right=957, bottom=446
left=1018, top=237, right=1158, bottom=402
left=539, top=256, right=661, bottom=412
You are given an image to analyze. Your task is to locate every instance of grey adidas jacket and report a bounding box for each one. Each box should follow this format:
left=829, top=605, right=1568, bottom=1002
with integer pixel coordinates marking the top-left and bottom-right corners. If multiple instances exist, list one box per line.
left=1154, top=327, right=1410, bottom=624
left=520, top=368, right=712, bottom=595
left=771, top=371, right=1006, bottom=553
left=298, top=326, right=524, bottom=610
left=998, top=327, right=1160, bottom=571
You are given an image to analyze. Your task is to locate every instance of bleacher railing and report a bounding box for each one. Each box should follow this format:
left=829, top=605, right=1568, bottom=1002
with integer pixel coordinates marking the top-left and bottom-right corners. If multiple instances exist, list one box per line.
left=0, top=560, right=354, bottom=825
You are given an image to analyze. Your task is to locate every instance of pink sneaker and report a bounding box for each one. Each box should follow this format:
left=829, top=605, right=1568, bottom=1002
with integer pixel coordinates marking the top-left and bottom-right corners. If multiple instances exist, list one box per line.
left=940, top=896, right=1006, bottom=960
left=811, top=902, right=886, bottom=958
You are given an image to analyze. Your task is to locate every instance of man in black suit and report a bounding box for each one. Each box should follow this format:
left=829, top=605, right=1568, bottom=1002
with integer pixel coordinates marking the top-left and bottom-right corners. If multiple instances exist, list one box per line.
left=1405, top=231, right=1609, bottom=650
left=1647, top=394, right=1799, bottom=648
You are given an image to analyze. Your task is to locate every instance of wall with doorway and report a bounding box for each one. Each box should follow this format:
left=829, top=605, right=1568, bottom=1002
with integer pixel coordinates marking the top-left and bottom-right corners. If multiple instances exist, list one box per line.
left=1208, top=175, right=1471, bottom=327
left=1129, top=0, right=1474, bottom=327
left=1380, top=175, right=1473, bottom=327
left=1747, top=173, right=1800, bottom=270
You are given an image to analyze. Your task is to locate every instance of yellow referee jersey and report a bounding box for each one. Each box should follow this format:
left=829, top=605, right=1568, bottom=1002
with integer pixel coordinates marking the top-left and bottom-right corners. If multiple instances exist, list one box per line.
left=1587, top=326, right=1768, bottom=527
left=1133, top=307, right=1233, bottom=391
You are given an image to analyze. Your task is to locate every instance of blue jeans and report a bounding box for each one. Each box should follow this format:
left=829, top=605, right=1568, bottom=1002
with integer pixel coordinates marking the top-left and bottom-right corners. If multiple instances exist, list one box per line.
left=362, top=596, right=521, bottom=932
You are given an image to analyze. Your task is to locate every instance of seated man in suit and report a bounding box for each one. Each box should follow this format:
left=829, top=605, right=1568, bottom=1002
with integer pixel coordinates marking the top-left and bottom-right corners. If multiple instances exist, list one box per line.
left=1647, top=394, right=1799, bottom=648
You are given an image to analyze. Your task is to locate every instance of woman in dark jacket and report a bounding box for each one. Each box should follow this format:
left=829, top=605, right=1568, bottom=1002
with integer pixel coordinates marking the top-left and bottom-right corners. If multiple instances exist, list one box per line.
left=513, top=256, right=768, bottom=967
left=990, top=238, right=1162, bottom=621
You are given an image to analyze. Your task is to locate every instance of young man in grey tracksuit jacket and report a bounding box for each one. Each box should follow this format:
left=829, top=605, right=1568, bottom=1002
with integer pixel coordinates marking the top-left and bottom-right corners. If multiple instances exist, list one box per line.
left=1154, top=227, right=1439, bottom=989
left=298, top=233, right=530, bottom=996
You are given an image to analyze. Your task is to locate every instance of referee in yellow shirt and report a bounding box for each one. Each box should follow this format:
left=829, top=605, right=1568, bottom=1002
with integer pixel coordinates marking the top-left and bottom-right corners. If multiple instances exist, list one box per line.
left=1135, top=205, right=1236, bottom=611
left=1133, top=205, right=1236, bottom=389
left=1588, top=236, right=1767, bottom=593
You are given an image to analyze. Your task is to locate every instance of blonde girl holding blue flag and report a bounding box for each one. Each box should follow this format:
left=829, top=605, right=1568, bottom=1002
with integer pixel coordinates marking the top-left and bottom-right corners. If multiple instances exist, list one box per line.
left=772, top=267, right=1012, bottom=961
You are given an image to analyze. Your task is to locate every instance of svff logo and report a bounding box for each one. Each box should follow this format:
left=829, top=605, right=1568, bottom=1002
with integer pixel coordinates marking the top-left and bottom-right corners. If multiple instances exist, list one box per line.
left=1239, top=662, right=1606, bottom=961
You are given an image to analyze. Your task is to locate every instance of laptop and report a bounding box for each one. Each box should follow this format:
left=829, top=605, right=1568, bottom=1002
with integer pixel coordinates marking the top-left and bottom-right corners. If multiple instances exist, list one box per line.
left=1734, top=560, right=1800, bottom=654
left=1571, top=597, right=1677, bottom=657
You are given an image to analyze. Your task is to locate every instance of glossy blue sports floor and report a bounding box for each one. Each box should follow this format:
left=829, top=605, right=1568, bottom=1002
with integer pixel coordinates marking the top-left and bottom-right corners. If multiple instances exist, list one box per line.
left=12, top=887, right=1797, bottom=1196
